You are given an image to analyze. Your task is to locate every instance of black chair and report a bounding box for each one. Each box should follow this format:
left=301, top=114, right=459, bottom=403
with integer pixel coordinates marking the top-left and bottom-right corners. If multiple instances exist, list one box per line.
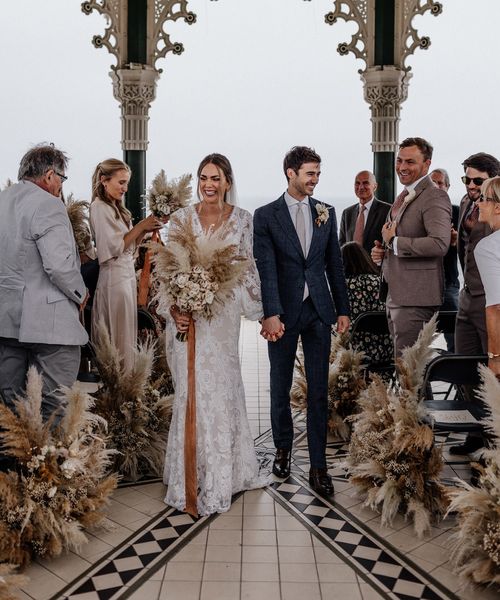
left=419, top=354, right=488, bottom=432
left=350, top=311, right=395, bottom=379
left=435, top=310, right=457, bottom=353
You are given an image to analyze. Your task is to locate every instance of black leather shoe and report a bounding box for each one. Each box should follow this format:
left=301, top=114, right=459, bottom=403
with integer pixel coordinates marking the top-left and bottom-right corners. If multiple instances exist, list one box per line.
left=272, top=448, right=291, bottom=478
left=449, top=436, right=484, bottom=456
left=309, top=468, right=334, bottom=498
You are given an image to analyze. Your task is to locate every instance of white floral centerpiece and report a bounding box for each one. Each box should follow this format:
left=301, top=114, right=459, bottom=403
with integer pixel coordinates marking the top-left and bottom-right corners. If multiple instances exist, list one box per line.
left=143, top=170, right=192, bottom=218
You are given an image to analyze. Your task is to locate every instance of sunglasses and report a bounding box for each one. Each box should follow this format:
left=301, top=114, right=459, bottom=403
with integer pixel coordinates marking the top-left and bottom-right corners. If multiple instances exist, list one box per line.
left=478, top=194, right=497, bottom=203
left=54, top=170, right=68, bottom=182
left=461, top=175, right=486, bottom=186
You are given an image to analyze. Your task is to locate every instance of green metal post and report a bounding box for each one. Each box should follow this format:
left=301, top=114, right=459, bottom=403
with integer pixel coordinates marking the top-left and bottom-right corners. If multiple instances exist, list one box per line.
left=124, top=0, right=148, bottom=222
left=373, top=0, right=396, bottom=204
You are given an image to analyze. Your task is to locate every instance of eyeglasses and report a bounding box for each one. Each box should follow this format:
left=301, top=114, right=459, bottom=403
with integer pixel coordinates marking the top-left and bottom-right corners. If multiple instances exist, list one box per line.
left=54, top=170, right=68, bottom=182
left=478, top=194, right=497, bottom=203
left=462, top=175, right=486, bottom=186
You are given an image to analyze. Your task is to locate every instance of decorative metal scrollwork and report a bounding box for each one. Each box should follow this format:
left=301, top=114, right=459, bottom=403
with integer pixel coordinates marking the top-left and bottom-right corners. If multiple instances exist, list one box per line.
left=325, top=1, right=368, bottom=69
left=401, top=1, right=443, bottom=67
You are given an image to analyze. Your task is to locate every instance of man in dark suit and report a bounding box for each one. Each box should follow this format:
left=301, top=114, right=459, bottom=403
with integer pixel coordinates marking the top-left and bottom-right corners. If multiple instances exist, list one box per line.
left=254, top=146, right=350, bottom=497
left=430, top=168, right=460, bottom=352
left=339, top=171, right=390, bottom=255
left=372, top=137, right=451, bottom=358
left=450, top=152, right=500, bottom=455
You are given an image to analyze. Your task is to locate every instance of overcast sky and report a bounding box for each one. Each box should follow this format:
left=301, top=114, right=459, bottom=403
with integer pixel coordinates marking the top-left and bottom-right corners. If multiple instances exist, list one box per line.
left=0, top=0, right=498, bottom=213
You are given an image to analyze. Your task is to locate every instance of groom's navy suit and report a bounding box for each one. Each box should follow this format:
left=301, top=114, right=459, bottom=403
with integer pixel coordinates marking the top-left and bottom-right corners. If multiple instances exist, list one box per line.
left=254, top=195, right=349, bottom=469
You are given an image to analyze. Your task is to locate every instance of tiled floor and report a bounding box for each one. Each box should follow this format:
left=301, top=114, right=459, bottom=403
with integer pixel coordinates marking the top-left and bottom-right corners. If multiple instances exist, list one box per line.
left=16, top=321, right=500, bottom=600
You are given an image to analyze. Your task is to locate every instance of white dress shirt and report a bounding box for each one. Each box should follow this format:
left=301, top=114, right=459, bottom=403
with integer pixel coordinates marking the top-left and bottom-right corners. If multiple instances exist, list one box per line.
left=285, top=191, right=312, bottom=299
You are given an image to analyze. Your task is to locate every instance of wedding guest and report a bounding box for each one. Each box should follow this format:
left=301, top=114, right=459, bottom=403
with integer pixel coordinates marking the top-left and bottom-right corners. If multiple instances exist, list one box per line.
left=164, top=153, right=269, bottom=516
left=0, top=144, right=88, bottom=427
left=341, top=242, right=392, bottom=364
left=475, top=176, right=500, bottom=379
left=90, top=159, right=163, bottom=370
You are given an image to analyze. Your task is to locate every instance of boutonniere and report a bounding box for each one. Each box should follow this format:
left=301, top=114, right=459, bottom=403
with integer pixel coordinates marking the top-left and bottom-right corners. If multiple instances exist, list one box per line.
left=315, top=203, right=332, bottom=227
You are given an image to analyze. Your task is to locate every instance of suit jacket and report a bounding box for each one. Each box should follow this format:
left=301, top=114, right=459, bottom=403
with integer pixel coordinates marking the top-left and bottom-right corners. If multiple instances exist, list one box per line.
left=457, top=193, right=492, bottom=296
left=253, top=195, right=350, bottom=329
left=339, top=198, right=391, bottom=255
left=443, top=204, right=459, bottom=288
left=382, top=176, right=451, bottom=307
left=0, top=181, right=88, bottom=345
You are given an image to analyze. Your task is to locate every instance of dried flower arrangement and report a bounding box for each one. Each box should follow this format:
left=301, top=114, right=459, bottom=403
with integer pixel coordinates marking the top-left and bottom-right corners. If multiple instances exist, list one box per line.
left=0, top=368, right=117, bottom=568
left=65, top=194, right=92, bottom=254
left=91, top=326, right=173, bottom=481
left=290, top=333, right=366, bottom=440
left=0, top=564, right=28, bottom=600
left=346, top=316, right=449, bottom=537
left=143, top=170, right=192, bottom=218
left=152, top=214, right=249, bottom=322
left=447, top=365, right=500, bottom=586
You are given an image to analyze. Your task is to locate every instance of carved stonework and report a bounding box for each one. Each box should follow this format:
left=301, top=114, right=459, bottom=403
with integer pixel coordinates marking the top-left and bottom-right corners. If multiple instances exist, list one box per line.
left=111, top=67, right=159, bottom=151
left=361, top=67, right=412, bottom=152
left=81, top=1, right=125, bottom=69
left=325, top=0, right=368, bottom=69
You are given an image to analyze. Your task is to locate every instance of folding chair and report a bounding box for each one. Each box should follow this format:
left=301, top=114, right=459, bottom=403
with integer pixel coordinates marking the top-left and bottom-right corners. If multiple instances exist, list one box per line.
left=350, top=311, right=395, bottom=380
left=419, top=354, right=488, bottom=432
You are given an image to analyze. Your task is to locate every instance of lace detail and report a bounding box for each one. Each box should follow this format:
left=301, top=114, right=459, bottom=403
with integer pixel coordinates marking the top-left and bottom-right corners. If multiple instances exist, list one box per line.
left=163, top=206, right=269, bottom=516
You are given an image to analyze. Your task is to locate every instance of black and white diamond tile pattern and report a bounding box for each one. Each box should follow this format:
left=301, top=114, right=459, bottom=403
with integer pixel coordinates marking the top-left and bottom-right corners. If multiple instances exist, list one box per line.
left=51, top=508, right=211, bottom=600
left=268, top=476, right=459, bottom=600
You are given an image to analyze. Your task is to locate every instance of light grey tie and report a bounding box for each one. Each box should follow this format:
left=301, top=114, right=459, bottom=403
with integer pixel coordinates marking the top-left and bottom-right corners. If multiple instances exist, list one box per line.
left=296, top=202, right=307, bottom=255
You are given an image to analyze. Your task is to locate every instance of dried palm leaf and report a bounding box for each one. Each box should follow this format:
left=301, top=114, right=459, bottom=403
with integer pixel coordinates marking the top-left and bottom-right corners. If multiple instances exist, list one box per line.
left=65, top=194, right=92, bottom=254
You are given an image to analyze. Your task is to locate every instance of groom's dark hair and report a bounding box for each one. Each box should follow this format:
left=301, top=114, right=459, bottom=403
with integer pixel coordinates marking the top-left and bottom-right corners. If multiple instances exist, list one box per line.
left=283, top=146, right=321, bottom=181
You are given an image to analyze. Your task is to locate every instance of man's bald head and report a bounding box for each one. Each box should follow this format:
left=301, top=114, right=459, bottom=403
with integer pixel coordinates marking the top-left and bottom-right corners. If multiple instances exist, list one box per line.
left=354, top=170, right=378, bottom=204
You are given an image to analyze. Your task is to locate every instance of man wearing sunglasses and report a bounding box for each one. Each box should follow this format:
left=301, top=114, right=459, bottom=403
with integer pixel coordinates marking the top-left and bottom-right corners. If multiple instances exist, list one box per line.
left=450, top=152, right=500, bottom=456
left=0, top=144, right=88, bottom=464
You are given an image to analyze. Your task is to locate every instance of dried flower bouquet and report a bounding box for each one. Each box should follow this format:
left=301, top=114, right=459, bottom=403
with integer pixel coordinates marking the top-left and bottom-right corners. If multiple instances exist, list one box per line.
left=143, top=170, right=192, bottom=218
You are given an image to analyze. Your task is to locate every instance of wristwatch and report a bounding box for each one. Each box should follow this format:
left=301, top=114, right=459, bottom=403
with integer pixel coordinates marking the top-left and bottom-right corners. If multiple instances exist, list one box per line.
left=487, top=352, right=500, bottom=359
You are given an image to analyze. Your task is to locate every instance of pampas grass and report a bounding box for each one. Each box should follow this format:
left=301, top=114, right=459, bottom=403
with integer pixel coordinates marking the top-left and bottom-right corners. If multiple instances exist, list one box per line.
left=346, top=315, right=449, bottom=537
left=144, top=170, right=192, bottom=218
left=0, top=368, right=117, bottom=569
left=65, top=194, right=92, bottom=254
left=152, top=213, right=249, bottom=320
left=0, top=564, right=29, bottom=600
left=92, top=325, right=173, bottom=481
left=447, top=365, right=500, bottom=586
left=290, top=334, right=366, bottom=440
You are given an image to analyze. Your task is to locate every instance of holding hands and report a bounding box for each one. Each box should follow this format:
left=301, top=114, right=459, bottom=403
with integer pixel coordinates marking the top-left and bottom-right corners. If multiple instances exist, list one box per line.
left=170, top=305, right=191, bottom=334
left=260, top=315, right=285, bottom=342
left=141, top=213, right=165, bottom=233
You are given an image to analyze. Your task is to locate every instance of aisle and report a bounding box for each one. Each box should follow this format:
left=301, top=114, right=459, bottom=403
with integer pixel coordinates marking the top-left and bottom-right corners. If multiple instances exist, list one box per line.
left=18, top=320, right=499, bottom=600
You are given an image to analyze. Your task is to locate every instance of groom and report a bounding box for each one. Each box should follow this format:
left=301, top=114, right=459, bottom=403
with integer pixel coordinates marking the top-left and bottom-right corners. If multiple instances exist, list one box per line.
left=253, top=146, right=350, bottom=497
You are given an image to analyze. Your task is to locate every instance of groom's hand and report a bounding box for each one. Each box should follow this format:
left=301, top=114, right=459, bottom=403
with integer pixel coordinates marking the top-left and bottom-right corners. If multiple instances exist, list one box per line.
left=260, top=316, right=285, bottom=342
left=335, top=316, right=350, bottom=334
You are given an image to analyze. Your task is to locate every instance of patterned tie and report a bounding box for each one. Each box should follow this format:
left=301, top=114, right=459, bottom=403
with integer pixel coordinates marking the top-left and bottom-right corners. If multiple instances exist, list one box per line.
left=353, top=205, right=366, bottom=245
left=464, top=202, right=479, bottom=233
left=391, top=188, right=409, bottom=220
left=296, top=202, right=307, bottom=255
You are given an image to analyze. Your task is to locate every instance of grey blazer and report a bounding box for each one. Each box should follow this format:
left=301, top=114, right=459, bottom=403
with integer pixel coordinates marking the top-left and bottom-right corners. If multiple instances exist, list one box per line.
left=382, top=176, right=452, bottom=307
left=0, top=181, right=88, bottom=345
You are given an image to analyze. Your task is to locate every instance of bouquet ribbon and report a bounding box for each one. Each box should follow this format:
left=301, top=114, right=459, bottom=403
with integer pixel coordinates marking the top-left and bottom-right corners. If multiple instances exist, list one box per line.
left=184, top=317, right=198, bottom=517
left=138, top=230, right=160, bottom=307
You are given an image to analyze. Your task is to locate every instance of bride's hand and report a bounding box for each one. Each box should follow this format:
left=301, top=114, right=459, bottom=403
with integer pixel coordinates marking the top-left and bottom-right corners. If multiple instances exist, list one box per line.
left=170, top=305, right=191, bottom=333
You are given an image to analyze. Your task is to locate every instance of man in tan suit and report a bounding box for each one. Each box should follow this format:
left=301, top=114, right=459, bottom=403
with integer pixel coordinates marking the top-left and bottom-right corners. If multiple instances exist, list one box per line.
left=372, top=137, right=451, bottom=357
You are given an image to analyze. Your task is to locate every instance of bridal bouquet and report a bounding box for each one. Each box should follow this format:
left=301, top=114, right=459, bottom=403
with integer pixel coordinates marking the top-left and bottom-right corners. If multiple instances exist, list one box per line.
left=143, top=170, right=193, bottom=218
left=152, top=214, right=249, bottom=339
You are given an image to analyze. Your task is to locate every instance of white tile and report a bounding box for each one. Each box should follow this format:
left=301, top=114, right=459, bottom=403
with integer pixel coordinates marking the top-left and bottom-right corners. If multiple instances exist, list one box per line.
left=127, top=580, right=161, bottom=600
left=277, top=530, right=312, bottom=547
left=281, top=582, right=321, bottom=600
left=205, top=545, right=242, bottom=563
left=278, top=545, right=315, bottom=563
left=280, top=562, right=318, bottom=583
left=207, top=529, right=242, bottom=546
left=159, top=580, right=201, bottom=600
left=321, top=582, right=363, bottom=600
left=200, top=581, right=240, bottom=600
left=241, top=562, right=280, bottom=582
left=243, top=515, right=276, bottom=530
left=164, top=561, right=204, bottom=581
left=203, top=562, right=241, bottom=582
left=242, top=530, right=277, bottom=546
left=210, top=515, right=243, bottom=530
left=170, top=544, right=206, bottom=562
left=242, top=545, right=278, bottom=563
left=241, top=581, right=280, bottom=600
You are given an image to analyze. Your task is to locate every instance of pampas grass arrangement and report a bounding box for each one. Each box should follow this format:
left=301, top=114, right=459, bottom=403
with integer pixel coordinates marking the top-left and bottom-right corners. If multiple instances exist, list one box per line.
left=447, top=365, right=500, bottom=586
left=144, top=170, right=192, bottom=218
left=0, top=368, right=117, bottom=568
left=346, top=316, right=449, bottom=537
left=0, top=564, right=28, bottom=600
left=290, top=334, right=366, bottom=440
left=65, top=194, right=92, bottom=254
left=92, top=326, right=173, bottom=481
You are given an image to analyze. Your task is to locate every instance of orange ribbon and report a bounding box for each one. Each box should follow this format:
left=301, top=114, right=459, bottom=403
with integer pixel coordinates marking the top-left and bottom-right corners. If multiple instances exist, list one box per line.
left=184, top=317, right=198, bottom=517
left=138, top=230, right=159, bottom=307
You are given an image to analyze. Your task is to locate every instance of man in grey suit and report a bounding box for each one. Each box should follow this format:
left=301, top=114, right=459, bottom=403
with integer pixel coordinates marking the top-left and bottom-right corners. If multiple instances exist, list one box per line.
left=339, top=171, right=390, bottom=255
left=0, top=144, right=88, bottom=426
left=254, top=146, right=350, bottom=498
left=372, top=137, right=451, bottom=357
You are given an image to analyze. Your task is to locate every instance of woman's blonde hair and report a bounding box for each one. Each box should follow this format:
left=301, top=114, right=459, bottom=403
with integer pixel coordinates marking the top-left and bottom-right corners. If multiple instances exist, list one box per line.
left=481, top=176, right=500, bottom=203
left=91, top=158, right=132, bottom=224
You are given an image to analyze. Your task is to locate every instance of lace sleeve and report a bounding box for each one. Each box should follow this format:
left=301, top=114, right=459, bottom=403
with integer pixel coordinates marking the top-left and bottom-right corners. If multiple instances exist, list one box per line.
left=238, top=210, right=263, bottom=321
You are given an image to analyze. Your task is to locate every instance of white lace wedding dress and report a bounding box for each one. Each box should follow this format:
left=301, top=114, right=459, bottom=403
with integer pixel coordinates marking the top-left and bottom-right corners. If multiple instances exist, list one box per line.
left=163, top=205, right=270, bottom=516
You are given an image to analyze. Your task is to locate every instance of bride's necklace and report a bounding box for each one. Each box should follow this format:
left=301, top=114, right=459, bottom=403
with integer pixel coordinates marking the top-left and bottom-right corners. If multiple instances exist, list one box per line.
left=196, top=203, right=230, bottom=232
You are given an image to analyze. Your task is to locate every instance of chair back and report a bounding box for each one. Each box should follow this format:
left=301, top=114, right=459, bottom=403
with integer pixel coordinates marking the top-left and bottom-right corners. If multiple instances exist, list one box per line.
left=436, top=311, right=457, bottom=336
left=351, top=311, right=390, bottom=336
left=421, top=354, right=488, bottom=392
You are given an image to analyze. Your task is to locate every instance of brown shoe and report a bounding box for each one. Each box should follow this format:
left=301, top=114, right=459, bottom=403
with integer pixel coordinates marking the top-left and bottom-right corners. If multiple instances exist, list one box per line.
left=273, top=448, right=291, bottom=478
left=309, top=467, right=334, bottom=497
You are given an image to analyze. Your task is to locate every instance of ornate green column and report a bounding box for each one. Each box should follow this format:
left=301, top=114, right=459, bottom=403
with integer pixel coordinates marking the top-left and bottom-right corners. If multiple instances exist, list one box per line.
left=325, top=0, right=443, bottom=203
left=81, top=1, right=196, bottom=222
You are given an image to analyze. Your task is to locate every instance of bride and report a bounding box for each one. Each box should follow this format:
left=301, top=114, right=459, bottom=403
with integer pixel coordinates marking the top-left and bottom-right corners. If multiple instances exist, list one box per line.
left=164, top=153, right=269, bottom=516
